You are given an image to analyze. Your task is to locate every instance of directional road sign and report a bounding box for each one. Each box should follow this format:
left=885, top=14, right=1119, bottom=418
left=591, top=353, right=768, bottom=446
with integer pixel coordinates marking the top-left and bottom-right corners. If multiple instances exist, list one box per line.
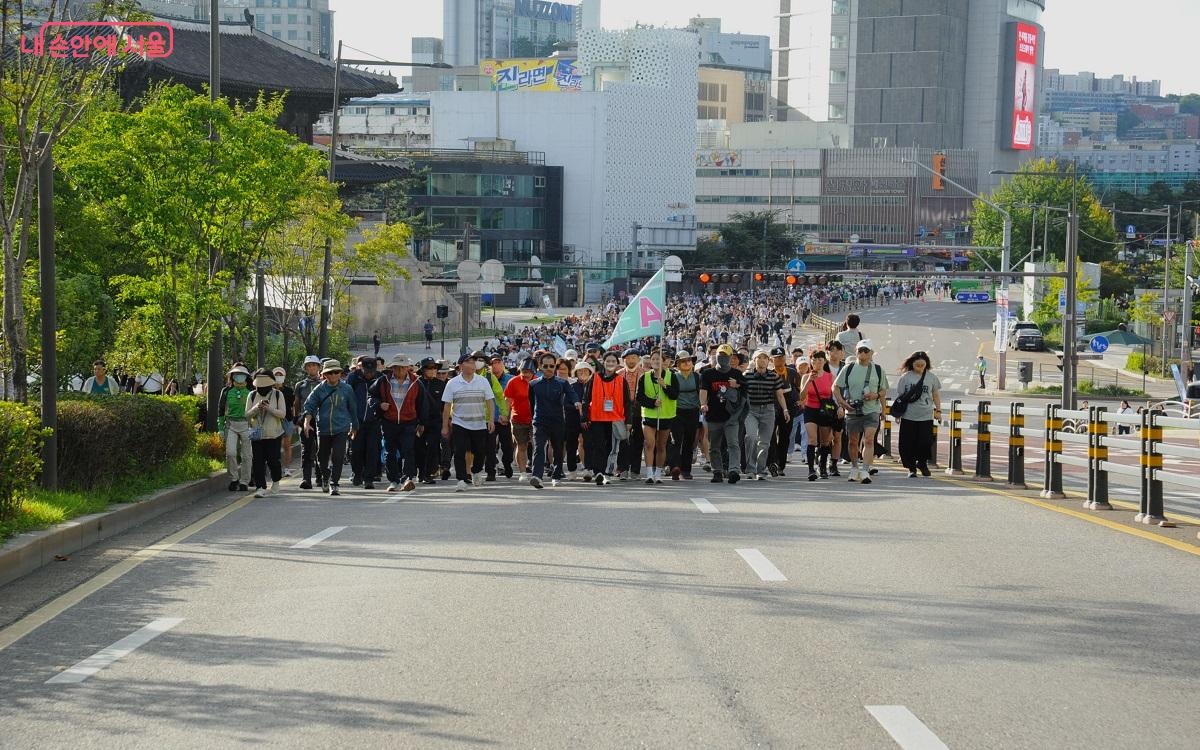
left=1089, top=335, right=1109, bottom=354
left=786, top=258, right=806, bottom=273
left=1125, top=225, right=1136, bottom=239
left=956, top=292, right=991, bottom=303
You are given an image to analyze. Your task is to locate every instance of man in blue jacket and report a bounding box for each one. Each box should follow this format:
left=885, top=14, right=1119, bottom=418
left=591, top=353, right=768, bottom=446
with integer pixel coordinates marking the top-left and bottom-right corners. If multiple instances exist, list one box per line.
left=302, top=360, right=360, bottom=496
left=346, top=355, right=383, bottom=489
left=527, top=353, right=581, bottom=489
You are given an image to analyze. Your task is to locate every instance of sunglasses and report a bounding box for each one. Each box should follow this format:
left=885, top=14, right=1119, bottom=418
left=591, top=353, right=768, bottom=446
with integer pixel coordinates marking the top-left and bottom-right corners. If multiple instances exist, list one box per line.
left=541, top=364, right=556, bottom=370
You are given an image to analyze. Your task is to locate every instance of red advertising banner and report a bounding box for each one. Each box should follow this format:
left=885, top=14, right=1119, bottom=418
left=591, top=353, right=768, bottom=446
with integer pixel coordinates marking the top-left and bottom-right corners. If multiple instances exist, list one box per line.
left=1010, top=22, right=1039, bottom=150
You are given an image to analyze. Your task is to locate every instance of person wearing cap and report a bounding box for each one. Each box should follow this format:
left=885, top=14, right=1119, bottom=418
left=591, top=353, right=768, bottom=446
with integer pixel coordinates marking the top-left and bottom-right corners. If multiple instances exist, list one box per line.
left=699, top=343, right=746, bottom=484
left=441, top=353, right=496, bottom=491
left=368, top=354, right=428, bottom=493
left=218, top=364, right=253, bottom=492
left=636, top=348, right=679, bottom=484
left=615, top=348, right=645, bottom=480
left=825, top=340, right=847, bottom=477
left=271, top=366, right=296, bottom=477
left=666, top=351, right=700, bottom=480
left=742, top=349, right=788, bottom=481
left=768, top=346, right=803, bottom=476
left=302, top=359, right=360, bottom=496
left=415, top=357, right=446, bottom=484
left=568, top=359, right=593, bottom=480
left=785, top=352, right=811, bottom=462
left=833, top=339, right=888, bottom=484
left=346, top=355, right=383, bottom=489
left=503, top=358, right=537, bottom=480
left=293, top=355, right=324, bottom=489
left=248, top=369, right=288, bottom=497
left=486, top=355, right=516, bottom=480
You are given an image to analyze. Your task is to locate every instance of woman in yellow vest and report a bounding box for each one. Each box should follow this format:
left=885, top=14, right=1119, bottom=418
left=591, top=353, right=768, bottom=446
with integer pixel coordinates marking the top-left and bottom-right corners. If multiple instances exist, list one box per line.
left=636, top=348, right=680, bottom=484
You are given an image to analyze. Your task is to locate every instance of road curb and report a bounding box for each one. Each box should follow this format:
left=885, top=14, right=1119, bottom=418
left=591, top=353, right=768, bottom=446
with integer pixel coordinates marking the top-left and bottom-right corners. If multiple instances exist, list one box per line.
left=0, top=471, right=228, bottom=589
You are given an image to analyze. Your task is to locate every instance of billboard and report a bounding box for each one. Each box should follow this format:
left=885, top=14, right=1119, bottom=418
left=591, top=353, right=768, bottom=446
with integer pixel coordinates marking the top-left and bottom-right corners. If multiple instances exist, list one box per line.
left=1007, top=22, right=1040, bottom=150
left=515, top=0, right=575, bottom=23
left=481, top=58, right=582, bottom=92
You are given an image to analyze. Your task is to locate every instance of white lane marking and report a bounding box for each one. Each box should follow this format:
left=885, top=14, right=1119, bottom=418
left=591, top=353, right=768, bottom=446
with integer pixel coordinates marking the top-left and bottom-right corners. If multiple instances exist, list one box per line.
left=866, top=705, right=950, bottom=750
left=735, top=549, right=787, bottom=582
left=690, top=497, right=719, bottom=514
left=291, top=526, right=348, bottom=549
left=47, top=618, right=183, bottom=684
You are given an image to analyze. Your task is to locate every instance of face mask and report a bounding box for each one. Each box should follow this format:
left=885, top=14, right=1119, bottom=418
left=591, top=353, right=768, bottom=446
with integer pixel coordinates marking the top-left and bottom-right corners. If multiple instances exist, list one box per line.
left=274, top=375, right=285, bottom=385
left=716, top=355, right=731, bottom=370
left=256, top=386, right=272, bottom=396
left=232, top=375, right=247, bottom=385
left=476, top=360, right=487, bottom=372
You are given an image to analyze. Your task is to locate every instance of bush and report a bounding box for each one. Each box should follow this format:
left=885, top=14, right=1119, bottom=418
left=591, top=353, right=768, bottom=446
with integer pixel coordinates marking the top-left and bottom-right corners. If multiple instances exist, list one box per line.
left=196, top=431, right=225, bottom=460
left=1085, top=319, right=1124, bottom=335
left=0, top=403, right=49, bottom=521
left=1125, top=351, right=1179, bottom=374
left=56, top=394, right=193, bottom=489
left=1078, top=381, right=1146, bottom=397
left=151, top=394, right=203, bottom=430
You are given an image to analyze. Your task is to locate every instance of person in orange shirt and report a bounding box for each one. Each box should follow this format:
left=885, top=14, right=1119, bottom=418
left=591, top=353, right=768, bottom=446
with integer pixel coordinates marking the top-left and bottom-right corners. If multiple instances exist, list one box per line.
left=504, top=359, right=537, bottom=480
left=580, top=351, right=632, bottom=486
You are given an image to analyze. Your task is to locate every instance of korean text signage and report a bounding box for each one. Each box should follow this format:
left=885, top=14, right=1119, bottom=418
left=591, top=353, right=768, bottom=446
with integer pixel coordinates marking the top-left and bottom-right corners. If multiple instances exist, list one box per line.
left=20, top=21, right=173, bottom=59
left=481, top=58, right=582, bottom=92
left=515, top=0, right=575, bottom=23
left=1008, top=22, right=1039, bottom=150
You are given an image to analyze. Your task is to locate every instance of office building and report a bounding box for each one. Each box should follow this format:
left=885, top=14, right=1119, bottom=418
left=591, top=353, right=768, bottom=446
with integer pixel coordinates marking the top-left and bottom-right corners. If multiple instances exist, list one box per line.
left=412, top=37, right=445, bottom=66
left=443, top=0, right=578, bottom=67
left=141, top=0, right=333, bottom=58
left=314, top=94, right=433, bottom=150
left=1043, top=140, right=1200, bottom=194
left=1044, top=69, right=1162, bottom=98
left=688, top=17, right=771, bottom=125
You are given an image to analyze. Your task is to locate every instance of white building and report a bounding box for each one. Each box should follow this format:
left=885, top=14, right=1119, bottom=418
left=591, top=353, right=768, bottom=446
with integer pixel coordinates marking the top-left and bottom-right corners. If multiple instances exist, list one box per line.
left=1045, top=141, right=1200, bottom=173
left=315, top=94, right=432, bottom=150
left=432, top=24, right=697, bottom=292
left=140, top=0, right=333, bottom=57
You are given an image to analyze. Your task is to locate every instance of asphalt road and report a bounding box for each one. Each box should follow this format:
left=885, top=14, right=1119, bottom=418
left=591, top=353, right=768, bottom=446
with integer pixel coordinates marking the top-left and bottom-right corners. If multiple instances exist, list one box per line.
left=1, top=461, right=1199, bottom=748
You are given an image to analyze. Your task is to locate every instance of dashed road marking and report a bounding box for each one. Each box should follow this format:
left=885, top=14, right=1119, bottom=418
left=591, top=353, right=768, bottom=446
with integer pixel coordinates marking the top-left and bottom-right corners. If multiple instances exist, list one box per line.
left=735, top=548, right=787, bottom=581
left=291, top=526, right=348, bottom=549
left=866, top=705, right=950, bottom=750
left=47, top=618, right=183, bottom=684
left=689, top=497, right=719, bottom=514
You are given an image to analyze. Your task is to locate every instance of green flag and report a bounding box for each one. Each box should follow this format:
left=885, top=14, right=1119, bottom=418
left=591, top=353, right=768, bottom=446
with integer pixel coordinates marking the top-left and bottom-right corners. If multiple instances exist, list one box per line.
left=603, top=267, right=666, bottom=349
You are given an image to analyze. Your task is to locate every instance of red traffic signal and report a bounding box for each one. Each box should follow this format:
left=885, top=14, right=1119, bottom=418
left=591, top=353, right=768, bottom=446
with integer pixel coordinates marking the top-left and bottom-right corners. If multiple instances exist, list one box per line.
left=786, top=275, right=798, bottom=285
left=699, top=272, right=712, bottom=284
left=754, top=272, right=765, bottom=282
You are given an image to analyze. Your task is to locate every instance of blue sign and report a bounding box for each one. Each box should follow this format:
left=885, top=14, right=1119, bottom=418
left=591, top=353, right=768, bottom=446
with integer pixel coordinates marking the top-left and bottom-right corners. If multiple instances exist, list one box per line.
left=516, top=0, right=574, bottom=22
left=1089, top=335, right=1109, bottom=354
left=786, top=258, right=806, bottom=273
left=1125, top=224, right=1136, bottom=239
left=956, top=292, right=991, bottom=303
left=918, top=225, right=928, bottom=238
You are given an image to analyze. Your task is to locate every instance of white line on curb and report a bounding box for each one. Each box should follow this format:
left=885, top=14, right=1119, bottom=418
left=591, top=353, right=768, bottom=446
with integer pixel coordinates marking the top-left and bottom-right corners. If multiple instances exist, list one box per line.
left=47, top=618, right=183, bottom=684
left=866, top=705, right=950, bottom=750
left=690, top=497, right=719, bottom=514
left=735, top=549, right=787, bottom=581
left=291, top=526, right=348, bottom=549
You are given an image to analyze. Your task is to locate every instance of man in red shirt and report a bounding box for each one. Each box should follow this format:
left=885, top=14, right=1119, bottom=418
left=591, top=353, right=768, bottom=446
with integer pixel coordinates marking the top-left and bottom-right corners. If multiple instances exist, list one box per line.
left=504, top=359, right=536, bottom=479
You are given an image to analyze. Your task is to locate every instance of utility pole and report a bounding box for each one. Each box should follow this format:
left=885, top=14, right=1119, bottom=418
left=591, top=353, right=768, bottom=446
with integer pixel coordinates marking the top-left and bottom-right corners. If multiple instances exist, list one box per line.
left=1182, top=240, right=1195, bottom=382
left=37, top=133, right=57, bottom=490
left=1062, top=164, right=1079, bottom=411
left=255, top=261, right=267, bottom=369
left=205, top=0, right=223, bottom=431
left=318, top=39, right=343, bottom=359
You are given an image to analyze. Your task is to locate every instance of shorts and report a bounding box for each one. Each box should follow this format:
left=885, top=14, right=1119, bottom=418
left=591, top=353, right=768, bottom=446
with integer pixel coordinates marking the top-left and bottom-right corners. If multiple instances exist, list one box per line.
left=512, top=422, right=533, bottom=444
left=844, top=412, right=881, bottom=435
left=804, top=406, right=833, bottom=428
left=643, top=417, right=673, bottom=432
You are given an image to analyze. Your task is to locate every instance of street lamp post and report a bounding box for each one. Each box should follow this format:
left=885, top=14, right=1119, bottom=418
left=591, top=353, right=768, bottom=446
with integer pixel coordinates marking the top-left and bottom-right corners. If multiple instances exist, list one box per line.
left=205, top=0, right=222, bottom=431
left=1142, top=206, right=1172, bottom=375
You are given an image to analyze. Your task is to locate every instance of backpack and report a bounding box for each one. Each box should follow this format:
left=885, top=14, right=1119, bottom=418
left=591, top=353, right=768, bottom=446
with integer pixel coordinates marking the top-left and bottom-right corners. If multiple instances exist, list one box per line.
left=841, top=361, right=883, bottom=407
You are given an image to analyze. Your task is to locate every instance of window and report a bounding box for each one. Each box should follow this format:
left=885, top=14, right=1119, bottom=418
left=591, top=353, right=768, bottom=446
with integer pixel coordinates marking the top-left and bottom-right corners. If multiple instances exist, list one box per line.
left=288, top=14, right=297, bottom=24
left=831, top=34, right=848, bottom=49
left=307, top=31, right=312, bottom=40
left=832, top=0, right=849, bottom=14
left=455, top=174, right=479, bottom=196
left=830, top=69, right=848, bottom=84
left=272, top=30, right=281, bottom=39
left=720, top=84, right=727, bottom=102
left=271, top=14, right=281, bottom=24
left=288, top=29, right=297, bottom=40
left=829, top=103, right=846, bottom=120
left=288, top=0, right=296, bottom=6
left=430, top=174, right=455, bottom=196
left=271, top=0, right=280, bottom=7
left=256, top=0, right=264, bottom=6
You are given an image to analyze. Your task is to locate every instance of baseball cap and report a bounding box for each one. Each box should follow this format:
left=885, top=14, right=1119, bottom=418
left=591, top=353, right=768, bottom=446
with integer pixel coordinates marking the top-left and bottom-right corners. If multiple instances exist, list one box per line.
left=521, top=358, right=538, bottom=372
left=622, top=348, right=640, bottom=358
left=770, top=346, right=786, bottom=357
left=856, top=339, right=874, bottom=351
left=458, top=353, right=477, bottom=364
left=585, top=342, right=601, bottom=352
left=675, top=350, right=693, bottom=361
left=795, top=355, right=810, bottom=365
left=488, top=354, right=504, bottom=363
left=716, top=344, right=734, bottom=356
left=389, top=354, right=413, bottom=368
left=564, top=349, right=578, bottom=360
left=470, top=350, right=487, bottom=361
left=303, top=355, right=321, bottom=366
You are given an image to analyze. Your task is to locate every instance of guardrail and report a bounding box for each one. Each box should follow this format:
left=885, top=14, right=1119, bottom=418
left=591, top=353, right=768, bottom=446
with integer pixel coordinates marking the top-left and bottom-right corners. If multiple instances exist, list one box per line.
left=878, top=400, right=1200, bottom=532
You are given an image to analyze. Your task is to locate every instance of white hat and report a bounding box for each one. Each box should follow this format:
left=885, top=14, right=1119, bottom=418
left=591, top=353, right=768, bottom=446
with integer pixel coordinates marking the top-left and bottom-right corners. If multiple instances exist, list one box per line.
left=389, top=354, right=413, bottom=368
left=795, top=355, right=810, bottom=365
left=855, top=339, right=873, bottom=351
left=564, top=349, right=578, bottom=360
left=228, top=365, right=250, bottom=377
left=303, top=355, right=321, bottom=366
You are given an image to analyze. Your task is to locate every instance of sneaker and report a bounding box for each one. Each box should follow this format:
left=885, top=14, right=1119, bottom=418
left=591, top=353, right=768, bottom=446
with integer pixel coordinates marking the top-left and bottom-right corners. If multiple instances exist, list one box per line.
left=351, top=477, right=363, bottom=487
left=861, top=473, right=873, bottom=485
left=456, top=480, right=468, bottom=492
left=701, top=463, right=712, bottom=473
left=756, top=474, right=767, bottom=482
left=254, top=488, right=266, bottom=498
left=919, top=465, right=932, bottom=477
left=299, top=480, right=313, bottom=490
left=808, top=471, right=818, bottom=481
left=530, top=476, right=543, bottom=489
left=551, top=478, right=560, bottom=487
left=777, top=468, right=786, bottom=477
left=402, top=479, right=416, bottom=492
left=868, top=468, right=879, bottom=476
left=329, top=484, right=341, bottom=496
left=387, top=482, right=399, bottom=492
left=283, top=468, right=293, bottom=478
left=504, top=465, right=514, bottom=479
left=768, top=464, right=779, bottom=477
left=907, top=470, right=917, bottom=479
left=710, top=472, right=724, bottom=483
left=582, top=471, right=593, bottom=482
left=229, top=481, right=239, bottom=492
left=421, top=477, right=437, bottom=485
left=567, top=470, right=578, bottom=481
left=847, top=468, right=861, bottom=482
left=644, top=468, right=654, bottom=485
left=829, top=466, right=841, bottom=478
left=600, top=474, right=611, bottom=485
left=364, top=481, right=375, bottom=490
left=472, top=472, right=484, bottom=487
left=486, top=473, right=497, bottom=482
left=654, top=470, right=664, bottom=484
left=270, top=481, right=280, bottom=495
left=727, top=470, right=740, bottom=484
left=441, top=469, right=451, bottom=481
left=238, top=483, right=249, bottom=492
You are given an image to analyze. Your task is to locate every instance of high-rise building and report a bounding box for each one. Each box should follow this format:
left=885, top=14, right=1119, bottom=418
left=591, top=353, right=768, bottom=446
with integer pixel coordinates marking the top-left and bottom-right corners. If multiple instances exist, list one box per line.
left=443, top=0, right=578, bottom=67
left=1045, top=69, right=1161, bottom=98
left=140, top=0, right=333, bottom=58
left=687, top=17, right=771, bottom=124
left=773, top=0, right=1045, bottom=190
left=412, top=37, right=445, bottom=66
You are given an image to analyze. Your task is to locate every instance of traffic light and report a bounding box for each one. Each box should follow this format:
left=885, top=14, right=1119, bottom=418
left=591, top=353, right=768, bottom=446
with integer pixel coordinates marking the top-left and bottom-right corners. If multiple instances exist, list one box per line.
left=754, top=272, right=765, bottom=282
left=932, top=152, right=946, bottom=190
left=697, top=272, right=743, bottom=285
left=698, top=272, right=712, bottom=284
left=786, top=275, right=798, bottom=286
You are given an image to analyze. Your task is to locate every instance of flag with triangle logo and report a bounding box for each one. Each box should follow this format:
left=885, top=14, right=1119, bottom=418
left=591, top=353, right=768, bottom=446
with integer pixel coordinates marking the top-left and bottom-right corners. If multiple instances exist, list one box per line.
left=603, top=267, right=666, bottom=349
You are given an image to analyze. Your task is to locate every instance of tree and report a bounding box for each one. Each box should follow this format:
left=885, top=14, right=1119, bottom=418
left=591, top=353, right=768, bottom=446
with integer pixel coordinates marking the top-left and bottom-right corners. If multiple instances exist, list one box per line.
left=1116, top=109, right=1141, bottom=137
left=1, top=0, right=142, bottom=402
left=1177, top=93, right=1200, bottom=116
left=693, top=211, right=794, bottom=268
left=59, top=85, right=331, bottom=387
left=1029, top=264, right=1098, bottom=330
left=971, top=158, right=1119, bottom=270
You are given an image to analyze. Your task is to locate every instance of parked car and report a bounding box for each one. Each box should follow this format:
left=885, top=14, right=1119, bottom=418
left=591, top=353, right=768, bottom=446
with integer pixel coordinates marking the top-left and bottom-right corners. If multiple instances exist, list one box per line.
left=1013, top=326, right=1044, bottom=352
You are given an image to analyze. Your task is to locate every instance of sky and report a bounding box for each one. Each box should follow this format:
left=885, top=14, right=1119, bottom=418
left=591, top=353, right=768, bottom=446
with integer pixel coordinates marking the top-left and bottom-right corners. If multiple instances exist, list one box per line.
left=332, top=0, right=1200, bottom=96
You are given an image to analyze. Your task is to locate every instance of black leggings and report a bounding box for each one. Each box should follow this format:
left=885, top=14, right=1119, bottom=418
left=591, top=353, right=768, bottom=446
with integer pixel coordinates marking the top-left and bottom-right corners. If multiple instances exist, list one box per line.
left=316, top=432, right=349, bottom=485
left=670, top=408, right=700, bottom=474
left=251, top=437, right=282, bottom=489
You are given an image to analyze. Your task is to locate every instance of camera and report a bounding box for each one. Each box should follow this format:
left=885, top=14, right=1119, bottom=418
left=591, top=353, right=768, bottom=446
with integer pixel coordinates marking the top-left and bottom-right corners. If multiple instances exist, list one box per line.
left=847, top=399, right=865, bottom=413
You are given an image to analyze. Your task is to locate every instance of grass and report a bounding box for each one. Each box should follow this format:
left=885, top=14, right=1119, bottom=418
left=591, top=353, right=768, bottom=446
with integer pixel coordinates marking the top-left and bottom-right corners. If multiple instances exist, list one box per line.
left=0, top=450, right=223, bottom=543
left=1022, top=383, right=1147, bottom=398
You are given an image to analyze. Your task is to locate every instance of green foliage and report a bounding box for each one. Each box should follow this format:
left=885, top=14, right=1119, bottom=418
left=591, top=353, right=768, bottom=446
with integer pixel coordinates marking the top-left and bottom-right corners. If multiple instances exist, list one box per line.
left=0, top=402, right=49, bottom=521
left=55, top=393, right=193, bottom=490
left=151, top=394, right=204, bottom=430
left=1085, top=319, right=1124, bottom=335
left=1177, top=94, right=1200, bottom=116
left=106, top=305, right=177, bottom=384
left=1125, top=351, right=1179, bottom=374
left=694, top=211, right=794, bottom=267
left=971, top=158, right=1118, bottom=268
left=1127, top=292, right=1161, bottom=326
left=1030, top=264, right=1097, bottom=328
left=1077, top=381, right=1147, bottom=397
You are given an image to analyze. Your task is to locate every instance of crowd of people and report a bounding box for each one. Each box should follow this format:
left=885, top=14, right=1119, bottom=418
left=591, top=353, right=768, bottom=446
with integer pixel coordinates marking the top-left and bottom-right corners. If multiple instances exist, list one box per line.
left=198, top=284, right=950, bottom=497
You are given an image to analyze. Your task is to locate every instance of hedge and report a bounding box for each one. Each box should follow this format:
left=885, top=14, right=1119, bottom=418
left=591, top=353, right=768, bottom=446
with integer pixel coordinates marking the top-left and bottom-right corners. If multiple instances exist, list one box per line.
left=1125, top=351, right=1179, bottom=375
left=0, top=403, right=48, bottom=521
left=56, top=393, right=193, bottom=490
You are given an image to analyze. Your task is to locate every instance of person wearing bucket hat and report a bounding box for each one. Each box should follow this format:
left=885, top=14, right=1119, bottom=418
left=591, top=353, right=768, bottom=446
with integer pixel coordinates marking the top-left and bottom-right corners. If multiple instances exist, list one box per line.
left=293, top=355, right=324, bottom=489
left=368, top=354, right=428, bottom=493
left=346, top=355, right=383, bottom=489
left=415, top=357, right=445, bottom=484
left=569, top=359, right=593, bottom=480
left=218, top=364, right=253, bottom=492
left=271, top=366, right=296, bottom=477
left=248, top=370, right=288, bottom=497
left=302, top=359, right=360, bottom=496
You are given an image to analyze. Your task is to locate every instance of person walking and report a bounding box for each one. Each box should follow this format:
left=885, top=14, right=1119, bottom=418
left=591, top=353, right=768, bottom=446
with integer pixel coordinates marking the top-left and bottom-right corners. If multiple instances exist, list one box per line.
left=1116, top=399, right=1133, bottom=435
left=302, top=360, right=359, bottom=496
left=441, top=353, right=496, bottom=492
left=218, top=364, right=253, bottom=492
left=894, top=351, right=942, bottom=478
left=669, top=351, right=701, bottom=480
left=699, top=344, right=746, bottom=484
left=372, top=330, right=381, bottom=357
left=527, top=353, right=581, bottom=489
left=369, top=354, right=427, bottom=493
left=768, top=347, right=802, bottom=476
left=636, top=348, right=679, bottom=484
left=581, top=350, right=631, bottom=485
left=272, top=367, right=295, bottom=477
left=484, top=354, right=515, bottom=480
left=616, top=348, right=645, bottom=480
left=834, top=340, right=888, bottom=484
left=248, top=369, right=287, bottom=497
left=570, top=360, right=594, bottom=480
left=346, top=356, right=383, bottom=489
left=82, top=359, right=120, bottom=395
left=503, top=359, right=536, bottom=480
left=801, top=350, right=836, bottom=480
left=835, top=313, right=864, bottom=350
left=976, top=355, right=988, bottom=390
left=416, top=357, right=445, bottom=484
left=743, top=349, right=788, bottom=481
left=825, top=341, right=847, bottom=477
left=293, top=356, right=323, bottom=490
left=423, top=320, right=434, bottom=350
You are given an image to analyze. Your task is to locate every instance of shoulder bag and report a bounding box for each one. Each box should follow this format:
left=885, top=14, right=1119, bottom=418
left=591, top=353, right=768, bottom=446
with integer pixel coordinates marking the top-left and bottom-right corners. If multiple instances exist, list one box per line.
left=889, top=371, right=927, bottom=419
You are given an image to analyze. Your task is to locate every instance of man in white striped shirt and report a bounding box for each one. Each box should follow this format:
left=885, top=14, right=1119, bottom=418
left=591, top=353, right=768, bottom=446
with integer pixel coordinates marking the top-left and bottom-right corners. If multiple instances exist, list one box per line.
left=441, top=354, right=495, bottom=492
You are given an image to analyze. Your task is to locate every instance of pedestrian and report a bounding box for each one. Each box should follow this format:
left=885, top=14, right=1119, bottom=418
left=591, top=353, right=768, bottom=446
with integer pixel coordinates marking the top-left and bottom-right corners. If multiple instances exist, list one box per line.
left=414, top=357, right=445, bottom=484
left=369, top=354, right=427, bottom=494
left=616, top=348, right=645, bottom=480
left=801, top=350, right=836, bottom=480
left=669, top=351, right=701, bottom=480
left=699, top=343, right=746, bottom=484
left=834, top=340, right=888, bottom=484
left=372, top=330, right=381, bottom=356
left=826, top=340, right=846, bottom=477
left=484, top=354, right=515, bottom=480
left=441, top=352, right=496, bottom=492
left=976, top=355, right=988, bottom=389
left=81, top=359, right=120, bottom=395
left=248, top=369, right=287, bottom=497
left=527, top=353, right=581, bottom=488
left=504, top=359, right=536, bottom=480
left=742, top=349, right=788, bottom=481
left=570, top=360, right=594, bottom=480
left=293, top=355, right=323, bottom=490
left=346, top=355, right=383, bottom=489
left=272, top=366, right=295, bottom=476
left=894, top=351, right=942, bottom=478
left=557, top=359, right=582, bottom=480
left=1116, top=399, right=1133, bottom=435
left=835, top=313, right=864, bottom=349
left=302, top=359, right=359, bottom=496
left=769, top=346, right=802, bottom=476
left=424, top=319, right=435, bottom=350
left=581, top=350, right=630, bottom=485
left=636, top=348, right=679, bottom=484
left=218, top=364, right=253, bottom=492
